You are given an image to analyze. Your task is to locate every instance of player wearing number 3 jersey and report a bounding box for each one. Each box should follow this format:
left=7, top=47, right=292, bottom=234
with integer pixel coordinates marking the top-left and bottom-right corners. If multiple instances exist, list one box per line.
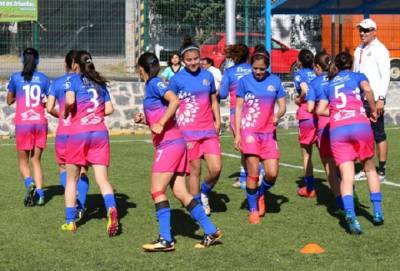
left=317, top=52, right=383, bottom=234
left=7, top=48, right=50, bottom=206
left=61, top=50, right=119, bottom=236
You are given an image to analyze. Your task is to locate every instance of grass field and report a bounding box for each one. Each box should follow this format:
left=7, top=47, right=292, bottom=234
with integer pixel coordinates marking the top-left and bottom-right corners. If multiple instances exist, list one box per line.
left=1, top=128, right=400, bottom=271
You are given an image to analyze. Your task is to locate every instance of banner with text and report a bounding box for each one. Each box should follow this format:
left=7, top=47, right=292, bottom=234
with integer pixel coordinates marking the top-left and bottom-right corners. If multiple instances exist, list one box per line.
left=0, top=0, right=37, bottom=22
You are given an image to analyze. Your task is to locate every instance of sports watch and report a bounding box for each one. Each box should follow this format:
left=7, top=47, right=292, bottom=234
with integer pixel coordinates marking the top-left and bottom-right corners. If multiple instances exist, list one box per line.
left=378, top=96, right=385, bottom=101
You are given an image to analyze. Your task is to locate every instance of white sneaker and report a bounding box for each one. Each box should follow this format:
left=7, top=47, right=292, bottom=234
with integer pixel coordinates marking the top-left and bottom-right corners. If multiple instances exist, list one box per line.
left=201, top=193, right=211, bottom=216
left=354, top=171, right=367, bottom=181
left=378, top=172, right=386, bottom=182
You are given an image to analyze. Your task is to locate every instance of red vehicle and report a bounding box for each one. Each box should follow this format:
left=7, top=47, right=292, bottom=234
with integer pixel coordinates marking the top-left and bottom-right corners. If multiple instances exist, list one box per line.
left=200, top=32, right=299, bottom=74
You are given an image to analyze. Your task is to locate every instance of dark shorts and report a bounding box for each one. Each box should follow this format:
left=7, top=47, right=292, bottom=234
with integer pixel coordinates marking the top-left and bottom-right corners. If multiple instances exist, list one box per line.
left=364, top=101, right=387, bottom=144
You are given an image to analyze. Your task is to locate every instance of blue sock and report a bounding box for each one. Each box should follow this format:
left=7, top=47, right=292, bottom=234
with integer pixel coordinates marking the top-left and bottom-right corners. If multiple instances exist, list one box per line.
left=156, top=207, right=172, bottom=242
left=59, top=171, right=67, bottom=189
left=24, top=177, right=34, bottom=188
left=239, top=166, right=247, bottom=184
left=65, top=207, right=76, bottom=223
left=259, top=164, right=265, bottom=176
left=77, top=175, right=89, bottom=209
left=335, top=196, right=344, bottom=210
left=370, top=192, right=382, bottom=214
left=103, top=194, right=116, bottom=210
left=305, top=176, right=315, bottom=192
left=189, top=203, right=217, bottom=235
left=36, top=188, right=44, bottom=198
left=194, top=193, right=201, bottom=204
left=200, top=181, right=213, bottom=195
left=246, top=188, right=258, bottom=212
left=258, top=178, right=274, bottom=195
left=342, top=195, right=355, bottom=217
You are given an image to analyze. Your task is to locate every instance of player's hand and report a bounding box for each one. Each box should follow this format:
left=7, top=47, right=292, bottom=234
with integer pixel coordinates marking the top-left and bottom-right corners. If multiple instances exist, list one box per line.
left=272, top=114, right=280, bottom=126
left=234, top=135, right=241, bottom=151
left=369, top=111, right=378, bottom=123
left=151, top=122, right=164, bottom=134
left=376, top=100, right=384, bottom=117
left=134, top=112, right=145, bottom=124
left=214, top=121, right=221, bottom=135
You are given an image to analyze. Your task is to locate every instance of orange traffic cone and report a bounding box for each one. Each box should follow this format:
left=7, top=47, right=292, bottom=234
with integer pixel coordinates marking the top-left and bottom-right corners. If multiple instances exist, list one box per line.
left=300, top=243, right=325, bottom=254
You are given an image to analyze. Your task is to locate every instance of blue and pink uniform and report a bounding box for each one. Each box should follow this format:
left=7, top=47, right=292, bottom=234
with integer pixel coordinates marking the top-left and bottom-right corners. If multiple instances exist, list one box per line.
left=169, top=68, right=220, bottom=161
left=143, top=76, right=188, bottom=173
left=307, top=72, right=332, bottom=158
left=320, top=70, right=374, bottom=165
left=219, top=63, right=252, bottom=132
left=237, top=73, right=286, bottom=160
left=7, top=72, right=50, bottom=151
left=65, top=75, right=111, bottom=166
left=48, top=73, right=74, bottom=164
left=294, top=68, right=317, bottom=145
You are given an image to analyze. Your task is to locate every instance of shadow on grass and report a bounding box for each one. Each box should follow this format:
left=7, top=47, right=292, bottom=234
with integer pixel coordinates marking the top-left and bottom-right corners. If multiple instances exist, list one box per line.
left=77, top=192, right=137, bottom=235
left=171, top=209, right=202, bottom=240
left=240, top=190, right=289, bottom=213
left=43, top=185, right=64, bottom=203
left=209, top=191, right=230, bottom=213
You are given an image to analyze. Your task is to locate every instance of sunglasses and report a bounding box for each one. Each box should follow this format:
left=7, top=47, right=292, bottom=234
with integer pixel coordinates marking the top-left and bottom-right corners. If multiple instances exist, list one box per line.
left=359, top=27, right=374, bottom=33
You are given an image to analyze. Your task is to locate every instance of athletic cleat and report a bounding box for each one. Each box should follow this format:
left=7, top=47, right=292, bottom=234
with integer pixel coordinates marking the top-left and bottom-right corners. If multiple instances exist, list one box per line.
left=61, top=222, right=77, bottom=232
left=232, top=179, right=241, bottom=188
left=248, top=211, right=260, bottom=224
left=142, top=236, right=175, bottom=252
left=372, top=212, right=384, bottom=226
left=345, top=213, right=362, bottom=235
left=354, top=171, right=367, bottom=181
left=194, top=228, right=222, bottom=248
left=377, top=171, right=386, bottom=182
left=36, top=196, right=45, bottom=206
left=297, top=186, right=316, bottom=198
left=24, top=183, right=36, bottom=207
left=258, top=195, right=266, bottom=217
left=201, top=193, right=211, bottom=216
left=107, top=207, right=119, bottom=237
left=76, top=208, right=86, bottom=221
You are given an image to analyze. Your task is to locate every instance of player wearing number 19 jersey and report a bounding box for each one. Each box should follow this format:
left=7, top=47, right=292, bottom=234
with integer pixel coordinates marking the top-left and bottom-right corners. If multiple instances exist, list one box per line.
left=319, top=52, right=383, bottom=234
left=7, top=48, right=49, bottom=206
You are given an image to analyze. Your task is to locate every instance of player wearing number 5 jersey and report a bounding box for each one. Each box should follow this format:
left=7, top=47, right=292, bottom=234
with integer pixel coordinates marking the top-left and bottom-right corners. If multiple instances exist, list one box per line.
left=61, top=50, right=119, bottom=236
left=7, top=48, right=50, bottom=207
left=318, top=52, right=383, bottom=234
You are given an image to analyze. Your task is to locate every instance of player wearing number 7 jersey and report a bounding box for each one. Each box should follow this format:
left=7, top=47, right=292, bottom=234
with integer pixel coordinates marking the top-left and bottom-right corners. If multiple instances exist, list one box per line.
left=7, top=48, right=50, bottom=207
left=61, top=50, right=119, bottom=236
left=317, top=52, right=383, bottom=234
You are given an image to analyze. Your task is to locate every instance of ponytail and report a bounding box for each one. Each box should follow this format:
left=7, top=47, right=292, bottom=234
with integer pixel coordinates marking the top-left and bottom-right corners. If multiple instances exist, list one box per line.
left=74, top=50, right=108, bottom=87
left=21, top=47, right=39, bottom=81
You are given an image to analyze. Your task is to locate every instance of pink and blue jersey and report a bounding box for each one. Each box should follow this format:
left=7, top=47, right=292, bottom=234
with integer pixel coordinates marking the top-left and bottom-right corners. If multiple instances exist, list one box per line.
left=237, top=73, right=286, bottom=133
left=219, top=63, right=252, bottom=125
left=48, top=73, right=75, bottom=135
left=169, top=68, right=217, bottom=141
left=7, top=71, right=50, bottom=125
left=143, top=76, right=183, bottom=147
left=307, top=72, right=330, bottom=130
left=294, top=68, right=316, bottom=120
left=67, top=75, right=111, bottom=134
left=320, top=70, right=369, bottom=129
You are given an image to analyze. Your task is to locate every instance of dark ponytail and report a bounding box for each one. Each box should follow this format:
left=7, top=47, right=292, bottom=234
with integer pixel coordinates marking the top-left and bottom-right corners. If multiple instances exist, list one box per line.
left=65, top=49, right=78, bottom=70
left=74, top=50, right=108, bottom=87
left=224, top=44, right=249, bottom=64
left=21, top=47, right=39, bottom=81
left=138, top=52, right=161, bottom=79
left=328, top=52, right=353, bottom=80
left=314, top=51, right=331, bottom=72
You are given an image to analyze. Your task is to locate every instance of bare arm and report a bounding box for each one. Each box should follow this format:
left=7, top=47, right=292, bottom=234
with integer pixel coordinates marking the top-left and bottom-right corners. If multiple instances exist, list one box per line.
left=46, top=95, right=59, bottom=118
left=64, top=91, right=75, bottom=119
left=234, top=97, right=244, bottom=151
left=316, top=100, right=329, bottom=117
left=273, top=97, right=286, bottom=125
left=211, top=93, right=221, bottom=134
left=150, top=90, right=180, bottom=134
left=6, top=91, right=15, bottom=105
left=360, top=80, right=377, bottom=122
left=307, top=100, right=315, bottom=113
left=105, top=101, right=114, bottom=116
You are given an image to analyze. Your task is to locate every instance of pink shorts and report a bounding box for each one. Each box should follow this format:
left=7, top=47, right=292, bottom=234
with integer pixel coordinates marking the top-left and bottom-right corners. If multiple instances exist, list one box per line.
left=298, top=118, right=317, bottom=145
left=186, top=137, right=221, bottom=161
left=240, top=132, right=280, bottom=160
left=330, top=124, right=375, bottom=166
left=317, top=127, right=333, bottom=158
left=152, top=139, right=189, bottom=173
left=15, top=124, right=47, bottom=151
left=55, top=134, right=68, bottom=164
left=65, top=131, right=110, bottom=166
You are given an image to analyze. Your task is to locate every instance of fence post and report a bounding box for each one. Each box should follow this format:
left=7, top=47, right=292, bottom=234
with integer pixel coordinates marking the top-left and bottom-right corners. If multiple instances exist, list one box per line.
left=126, top=0, right=136, bottom=73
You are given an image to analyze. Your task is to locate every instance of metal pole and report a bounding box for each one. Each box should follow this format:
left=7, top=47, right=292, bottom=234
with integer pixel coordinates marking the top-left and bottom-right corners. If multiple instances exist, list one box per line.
left=125, top=0, right=135, bottom=73
left=143, top=0, right=149, bottom=50
left=265, top=0, right=271, bottom=72
left=244, top=0, right=249, bottom=46
left=331, top=15, right=335, bottom=57
left=338, top=15, right=342, bottom=53
left=32, top=21, right=39, bottom=49
left=226, top=0, right=236, bottom=45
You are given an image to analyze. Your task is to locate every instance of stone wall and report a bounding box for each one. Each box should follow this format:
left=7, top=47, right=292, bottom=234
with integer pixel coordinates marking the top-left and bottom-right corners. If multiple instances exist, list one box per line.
left=0, top=80, right=399, bottom=137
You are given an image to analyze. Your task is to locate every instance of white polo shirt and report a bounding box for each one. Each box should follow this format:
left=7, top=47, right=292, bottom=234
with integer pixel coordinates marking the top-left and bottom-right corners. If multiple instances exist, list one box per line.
left=353, top=38, right=390, bottom=101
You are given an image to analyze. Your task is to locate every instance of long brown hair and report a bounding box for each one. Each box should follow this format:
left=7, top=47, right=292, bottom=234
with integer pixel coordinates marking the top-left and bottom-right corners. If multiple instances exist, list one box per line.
left=74, top=50, right=109, bottom=87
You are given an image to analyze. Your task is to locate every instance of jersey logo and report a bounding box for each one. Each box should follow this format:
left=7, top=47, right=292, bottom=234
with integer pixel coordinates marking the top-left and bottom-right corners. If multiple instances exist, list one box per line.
left=21, top=109, right=41, bottom=121
left=80, top=113, right=102, bottom=125
left=202, top=79, right=210, bottom=86
left=176, top=91, right=199, bottom=126
left=267, top=85, right=276, bottom=92
left=241, top=93, right=261, bottom=128
left=157, top=81, right=167, bottom=90
left=63, top=80, right=71, bottom=90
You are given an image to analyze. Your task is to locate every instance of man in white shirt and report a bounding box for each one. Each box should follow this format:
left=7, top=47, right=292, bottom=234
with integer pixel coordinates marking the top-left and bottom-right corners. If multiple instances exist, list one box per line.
left=353, top=18, right=390, bottom=181
left=201, top=57, right=222, bottom=95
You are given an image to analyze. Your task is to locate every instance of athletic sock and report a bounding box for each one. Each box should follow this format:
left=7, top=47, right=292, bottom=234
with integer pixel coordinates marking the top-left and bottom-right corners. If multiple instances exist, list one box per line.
left=155, top=201, right=172, bottom=242
left=259, top=163, right=265, bottom=176
left=193, top=193, right=201, bottom=204
left=246, top=187, right=258, bottom=212
left=335, top=196, right=344, bottom=210
left=186, top=199, right=217, bottom=235
left=370, top=192, right=383, bottom=214
left=103, top=194, right=116, bottom=210
left=36, top=188, right=44, bottom=199
left=59, top=171, right=67, bottom=189
left=378, top=161, right=386, bottom=175
left=24, top=177, right=34, bottom=188
left=200, top=180, right=214, bottom=195
left=239, top=166, right=247, bottom=184
left=77, top=175, right=89, bottom=209
left=65, top=207, right=76, bottom=223
left=258, top=178, right=274, bottom=195
left=342, top=195, right=355, bottom=217
left=304, top=176, right=315, bottom=192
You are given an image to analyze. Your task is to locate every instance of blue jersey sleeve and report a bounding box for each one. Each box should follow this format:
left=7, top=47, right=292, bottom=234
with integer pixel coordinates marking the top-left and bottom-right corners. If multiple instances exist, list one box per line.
left=319, top=84, right=329, bottom=101
left=236, top=77, right=246, bottom=98
left=67, top=75, right=80, bottom=94
left=293, top=71, right=302, bottom=92
left=43, top=76, right=50, bottom=96
left=48, top=80, right=56, bottom=96
left=155, top=79, right=169, bottom=98
left=7, top=74, right=16, bottom=94
left=104, top=87, right=111, bottom=102
left=209, top=73, right=216, bottom=94
left=168, top=75, right=179, bottom=95
left=276, top=81, right=287, bottom=99
left=357, top=72, right=369, bottom=84
left=306, top=84, right=316, bottom=102
left=219, top=72, right=230, bottom=99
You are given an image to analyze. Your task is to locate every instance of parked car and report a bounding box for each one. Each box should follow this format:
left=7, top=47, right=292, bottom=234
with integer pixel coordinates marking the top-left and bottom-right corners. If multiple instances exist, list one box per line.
left=200, top=32, right=299, bottom=74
